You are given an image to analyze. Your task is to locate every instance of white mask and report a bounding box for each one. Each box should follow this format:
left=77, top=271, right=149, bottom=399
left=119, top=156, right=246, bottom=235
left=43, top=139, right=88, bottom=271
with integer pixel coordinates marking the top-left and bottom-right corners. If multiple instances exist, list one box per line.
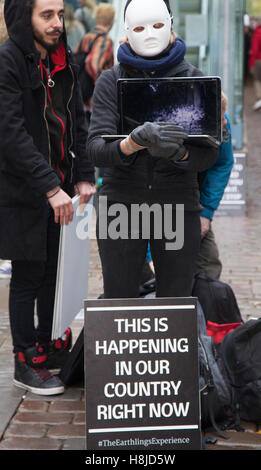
left=125, top=0, right=172, bottom=57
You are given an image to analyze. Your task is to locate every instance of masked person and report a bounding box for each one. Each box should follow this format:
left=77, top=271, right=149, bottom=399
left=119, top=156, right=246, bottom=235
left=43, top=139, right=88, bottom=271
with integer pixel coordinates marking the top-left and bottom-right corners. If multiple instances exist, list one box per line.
left=0, top=0, right=96, bottom=395
left=88, top=0, right=219, bottom=299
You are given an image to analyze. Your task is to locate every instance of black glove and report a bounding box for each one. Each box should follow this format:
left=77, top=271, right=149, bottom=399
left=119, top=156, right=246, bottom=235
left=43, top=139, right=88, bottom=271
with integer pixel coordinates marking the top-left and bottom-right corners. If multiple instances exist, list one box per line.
left=130, top=121, right=187, bottom=160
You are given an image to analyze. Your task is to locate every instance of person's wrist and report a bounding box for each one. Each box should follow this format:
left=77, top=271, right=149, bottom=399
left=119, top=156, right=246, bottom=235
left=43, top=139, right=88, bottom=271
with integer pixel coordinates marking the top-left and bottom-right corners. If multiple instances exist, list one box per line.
left=120, top=135, right=146, bottom=155
left=128, top=135, right=146, bottom=151
left=180, top=150, right=189, bottom=161
left=46, top=186, right=61, bottom=199
left=176, top=150, right=189, bottom=162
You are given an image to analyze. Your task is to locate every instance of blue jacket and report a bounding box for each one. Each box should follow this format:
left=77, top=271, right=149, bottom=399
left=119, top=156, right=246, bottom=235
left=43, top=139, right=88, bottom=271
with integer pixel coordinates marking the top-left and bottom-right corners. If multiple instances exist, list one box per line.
left=200, top=114, right=234, bottom=220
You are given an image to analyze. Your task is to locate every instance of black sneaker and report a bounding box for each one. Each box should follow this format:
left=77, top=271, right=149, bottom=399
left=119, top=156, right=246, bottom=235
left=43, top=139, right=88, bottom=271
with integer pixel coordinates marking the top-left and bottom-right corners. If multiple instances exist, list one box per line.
left=14, top=352, right=64, bottom=396
left=45, top=328, right=72, bottom=372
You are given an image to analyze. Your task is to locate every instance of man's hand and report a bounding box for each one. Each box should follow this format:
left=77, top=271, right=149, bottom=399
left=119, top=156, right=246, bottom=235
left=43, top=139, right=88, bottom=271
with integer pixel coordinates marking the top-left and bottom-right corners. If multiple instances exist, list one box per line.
left=46, top=186, right=74, bottom=226
left=74, top=181, right=96, bottom=213
left=200, top=216, right=211, bottom=239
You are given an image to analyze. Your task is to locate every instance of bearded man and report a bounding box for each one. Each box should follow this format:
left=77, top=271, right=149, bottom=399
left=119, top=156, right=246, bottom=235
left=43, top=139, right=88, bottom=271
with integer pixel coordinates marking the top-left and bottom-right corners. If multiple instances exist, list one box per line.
left=0, top=0, right=96, bottom=395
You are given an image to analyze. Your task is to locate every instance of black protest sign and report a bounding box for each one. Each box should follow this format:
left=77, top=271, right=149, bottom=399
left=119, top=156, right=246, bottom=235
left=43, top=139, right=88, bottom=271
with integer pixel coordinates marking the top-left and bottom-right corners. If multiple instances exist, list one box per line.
left=84, top=297, right=201, bottom=450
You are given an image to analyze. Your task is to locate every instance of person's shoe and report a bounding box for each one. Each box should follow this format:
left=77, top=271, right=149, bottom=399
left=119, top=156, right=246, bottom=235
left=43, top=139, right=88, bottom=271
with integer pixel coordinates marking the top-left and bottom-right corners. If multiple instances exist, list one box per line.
left=253, top=99, right=261, bottom=111
left=23, top=342, right=49, bottom=368
left=0, top=260, right=12, bottom=279
left=14, top=352, right=64, bottom=396
left=45, top=328, right=72, bottom=372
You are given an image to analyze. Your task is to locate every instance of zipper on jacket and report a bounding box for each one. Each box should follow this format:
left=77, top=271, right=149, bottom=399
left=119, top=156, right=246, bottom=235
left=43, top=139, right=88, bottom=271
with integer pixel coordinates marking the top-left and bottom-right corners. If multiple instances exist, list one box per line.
left=67, top=65, right=75, bottom=183
left=42, top=62, right=75, bottom=184
left=41, top=81, right=52, bottom=166
left=40, top=60, right=75, bottom=183
left=45, top=80, right=66, bottom=183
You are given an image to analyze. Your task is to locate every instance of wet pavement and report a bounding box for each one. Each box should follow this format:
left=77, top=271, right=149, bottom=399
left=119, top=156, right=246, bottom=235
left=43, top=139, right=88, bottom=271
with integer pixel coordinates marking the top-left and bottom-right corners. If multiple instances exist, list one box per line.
left=0, top=80, right=261, bottom=452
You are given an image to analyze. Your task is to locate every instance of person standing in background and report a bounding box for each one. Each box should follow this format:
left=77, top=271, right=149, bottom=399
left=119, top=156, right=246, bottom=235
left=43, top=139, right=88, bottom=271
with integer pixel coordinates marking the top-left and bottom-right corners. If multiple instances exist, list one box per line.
left=74, top=0, right=96, bottom=34
left=64, top=1, right=85, bottom=50
left=249, top=22, right=261, bottom=111
left=74, top=2, right=115, bottom=120
left=65, top=0, right=79, bottom=9
left=0, top=1, right=8, bottom=44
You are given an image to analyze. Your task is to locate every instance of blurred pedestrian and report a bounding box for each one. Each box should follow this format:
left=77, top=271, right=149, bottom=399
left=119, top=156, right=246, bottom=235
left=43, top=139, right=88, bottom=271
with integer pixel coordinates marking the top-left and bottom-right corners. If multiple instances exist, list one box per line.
left=0, top=2, right=8, bottom=44
left=66, top=0, right=79, bottom=9
left=88, top=0, right=219, bottom=299
left=74, top=2, right=115, bottom=115
left=0, top=0, right=95, bottom=395
left=64, top=1, right=85, bottom=50
left=249, top=22, right=261, bottom=111
left=74, top=0, right=96, bottom=34
left=244, top=15, right=253, bottom=82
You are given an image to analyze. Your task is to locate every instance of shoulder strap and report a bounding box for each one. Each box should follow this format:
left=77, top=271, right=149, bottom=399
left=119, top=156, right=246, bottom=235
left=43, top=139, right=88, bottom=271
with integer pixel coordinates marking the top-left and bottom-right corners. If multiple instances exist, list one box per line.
left=81, top=33, right=106, bottom=56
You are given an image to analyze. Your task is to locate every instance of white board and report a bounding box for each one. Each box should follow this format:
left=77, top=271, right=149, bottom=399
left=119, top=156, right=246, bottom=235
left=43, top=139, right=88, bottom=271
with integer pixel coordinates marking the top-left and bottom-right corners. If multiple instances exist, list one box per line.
left=52, top=195, right=93, bottom=339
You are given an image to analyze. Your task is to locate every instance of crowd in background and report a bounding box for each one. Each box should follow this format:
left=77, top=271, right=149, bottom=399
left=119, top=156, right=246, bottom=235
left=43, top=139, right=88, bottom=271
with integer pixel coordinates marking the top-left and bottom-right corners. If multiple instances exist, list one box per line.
left=244, top=14, right=261, bottom=110
left=64, top=0, right=113, bottom=50
left=65, top=1, right=115, bottom=115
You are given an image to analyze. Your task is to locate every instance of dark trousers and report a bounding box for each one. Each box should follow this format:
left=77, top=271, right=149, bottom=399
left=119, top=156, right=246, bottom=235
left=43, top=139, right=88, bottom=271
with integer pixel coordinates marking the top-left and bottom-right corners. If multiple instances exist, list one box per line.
left=9, top=207, right=60, bottom=353
left=97, top=201, right=201, bottom=298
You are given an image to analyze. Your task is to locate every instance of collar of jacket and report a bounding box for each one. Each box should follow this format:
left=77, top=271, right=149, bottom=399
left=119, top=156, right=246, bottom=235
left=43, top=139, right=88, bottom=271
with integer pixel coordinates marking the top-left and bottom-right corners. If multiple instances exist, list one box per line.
left=39, top=42, right=67, bottom=82
left=25, top=42, right=77, bottom=91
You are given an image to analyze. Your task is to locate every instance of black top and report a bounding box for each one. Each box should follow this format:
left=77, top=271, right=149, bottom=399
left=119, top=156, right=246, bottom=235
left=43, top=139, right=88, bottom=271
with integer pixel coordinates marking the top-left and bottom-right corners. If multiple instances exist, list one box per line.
left=87, top=61, right=219, bottom=209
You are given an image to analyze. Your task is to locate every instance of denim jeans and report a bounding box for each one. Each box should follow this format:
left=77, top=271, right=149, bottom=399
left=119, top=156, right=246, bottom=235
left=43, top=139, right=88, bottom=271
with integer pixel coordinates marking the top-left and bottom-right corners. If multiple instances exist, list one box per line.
left=9, top=206, right=60, bottom=352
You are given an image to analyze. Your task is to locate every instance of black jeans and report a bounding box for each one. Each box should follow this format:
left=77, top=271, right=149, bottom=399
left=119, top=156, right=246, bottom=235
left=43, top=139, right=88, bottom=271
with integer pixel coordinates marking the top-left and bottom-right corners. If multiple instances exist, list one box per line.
left=9, top=207, right=60, bottom=353
left=97, top=200, right=201, bottom=298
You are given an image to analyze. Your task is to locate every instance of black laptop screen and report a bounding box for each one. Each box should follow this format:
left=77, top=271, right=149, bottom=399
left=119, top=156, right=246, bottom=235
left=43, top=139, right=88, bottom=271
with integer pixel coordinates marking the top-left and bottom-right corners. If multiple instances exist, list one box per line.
left=118, top=77, right=222, bottom=141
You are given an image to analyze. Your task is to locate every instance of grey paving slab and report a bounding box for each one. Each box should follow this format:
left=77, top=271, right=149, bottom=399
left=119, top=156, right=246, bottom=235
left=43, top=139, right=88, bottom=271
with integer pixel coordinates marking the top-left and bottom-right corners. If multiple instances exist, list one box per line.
left=0, top=387, right=24, bottom=439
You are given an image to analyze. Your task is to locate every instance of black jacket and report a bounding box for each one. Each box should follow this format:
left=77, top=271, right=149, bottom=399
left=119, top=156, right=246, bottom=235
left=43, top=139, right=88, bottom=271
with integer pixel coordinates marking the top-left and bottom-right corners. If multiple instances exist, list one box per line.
left=0, top=0, right=94, bottom=261
left=88, top=61, right=219, bottom=207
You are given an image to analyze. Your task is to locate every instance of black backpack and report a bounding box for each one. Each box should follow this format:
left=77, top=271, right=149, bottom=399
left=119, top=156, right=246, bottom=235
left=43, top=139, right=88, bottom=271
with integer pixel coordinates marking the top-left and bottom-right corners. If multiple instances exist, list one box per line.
left=221, top=319, right=261, bottom=423
left=197, top=300, right=232, bottom=439
left=73, top=34, right=104, bottom=103
left=199, top=335, right=233, bottom=438
left=192, top=273, right=243, bottom=324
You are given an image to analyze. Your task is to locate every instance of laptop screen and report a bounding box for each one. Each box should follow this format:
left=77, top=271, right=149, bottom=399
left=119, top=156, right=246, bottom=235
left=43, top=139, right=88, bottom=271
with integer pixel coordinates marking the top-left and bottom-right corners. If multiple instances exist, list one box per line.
left=117, top=77, right=222, bottom=142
